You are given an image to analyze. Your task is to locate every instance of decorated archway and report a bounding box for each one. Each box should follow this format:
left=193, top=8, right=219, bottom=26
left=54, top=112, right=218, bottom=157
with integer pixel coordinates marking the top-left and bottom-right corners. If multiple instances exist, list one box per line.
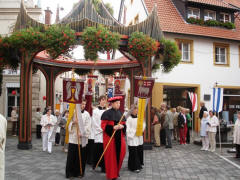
left=0, top=0, right=181, bottom=149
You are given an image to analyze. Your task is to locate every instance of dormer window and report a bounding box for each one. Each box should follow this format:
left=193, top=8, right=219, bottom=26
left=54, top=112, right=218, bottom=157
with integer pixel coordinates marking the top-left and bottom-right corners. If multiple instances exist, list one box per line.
left=204, top=10, right=216, bottom=21
left=187, top=8, right=200, bottom=19
left=220, top=13, right=231, bottom=22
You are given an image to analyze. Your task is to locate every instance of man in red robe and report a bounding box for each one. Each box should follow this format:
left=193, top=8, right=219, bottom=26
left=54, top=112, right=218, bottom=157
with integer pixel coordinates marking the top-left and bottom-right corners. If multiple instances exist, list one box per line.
left=101, top=96, right=126, bottom=180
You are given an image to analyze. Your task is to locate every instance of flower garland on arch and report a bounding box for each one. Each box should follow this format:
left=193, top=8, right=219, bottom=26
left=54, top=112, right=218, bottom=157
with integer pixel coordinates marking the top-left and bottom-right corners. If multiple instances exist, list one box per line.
left=128, top=31, right=158, bottom=62
left=82, top=25, right=120, bottom=61
left=0, top=25, right=76, bottom=68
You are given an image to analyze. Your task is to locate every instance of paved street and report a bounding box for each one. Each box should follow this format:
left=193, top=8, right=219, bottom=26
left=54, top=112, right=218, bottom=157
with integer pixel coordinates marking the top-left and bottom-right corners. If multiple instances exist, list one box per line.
left=5, top=136, right=240, bottom=180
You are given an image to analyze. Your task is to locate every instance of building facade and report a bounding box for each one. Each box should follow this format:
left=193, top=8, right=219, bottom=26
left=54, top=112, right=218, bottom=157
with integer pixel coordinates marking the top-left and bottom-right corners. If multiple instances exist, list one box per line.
left=0, top=0, right=46, bottom=132
left=122, top=0, right=240, bottom=130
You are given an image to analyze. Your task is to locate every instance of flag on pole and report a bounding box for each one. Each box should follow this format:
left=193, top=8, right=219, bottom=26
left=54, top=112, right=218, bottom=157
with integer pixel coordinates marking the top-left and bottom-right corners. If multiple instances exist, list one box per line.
left=188, top=92, right=198, bottom=112
left=212, top=88, right=223, bottom=113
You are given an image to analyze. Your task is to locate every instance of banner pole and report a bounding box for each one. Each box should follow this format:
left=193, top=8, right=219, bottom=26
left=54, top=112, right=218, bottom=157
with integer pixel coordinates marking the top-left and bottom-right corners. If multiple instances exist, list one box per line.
left=218, top=113, right=222, bottom=154
left=192, top=112, right=194, bottom=139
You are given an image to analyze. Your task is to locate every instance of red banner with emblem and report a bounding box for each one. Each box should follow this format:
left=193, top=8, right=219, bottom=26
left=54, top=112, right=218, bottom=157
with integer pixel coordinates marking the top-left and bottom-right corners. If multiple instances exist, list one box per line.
left=63, top=78, right=84, bottom=104
left=134, top=76, right=155, bottom=98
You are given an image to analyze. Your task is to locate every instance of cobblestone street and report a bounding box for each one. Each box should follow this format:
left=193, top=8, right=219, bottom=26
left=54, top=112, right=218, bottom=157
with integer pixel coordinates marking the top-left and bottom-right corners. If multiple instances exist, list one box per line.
left=5, top=136, right=240, bottom=180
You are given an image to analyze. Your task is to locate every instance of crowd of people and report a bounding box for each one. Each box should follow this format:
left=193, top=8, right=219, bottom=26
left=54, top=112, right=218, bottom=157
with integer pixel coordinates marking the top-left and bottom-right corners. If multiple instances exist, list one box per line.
left=3, top=99, right=240, bottom=180
left=151, top=104, right=192, bottom=148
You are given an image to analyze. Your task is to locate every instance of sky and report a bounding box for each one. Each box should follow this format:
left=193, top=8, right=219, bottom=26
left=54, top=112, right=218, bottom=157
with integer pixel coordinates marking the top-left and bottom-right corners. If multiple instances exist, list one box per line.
left=37, top=0, right=121, bottom=23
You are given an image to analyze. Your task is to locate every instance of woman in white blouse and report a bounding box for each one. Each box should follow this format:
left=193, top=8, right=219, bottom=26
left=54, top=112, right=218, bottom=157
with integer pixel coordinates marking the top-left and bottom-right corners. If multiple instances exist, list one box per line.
left=126, top=107, right=146, bottom=173
left=40, top=108, right=57, bottom=153
left=207, top=110, right=219, bottom=152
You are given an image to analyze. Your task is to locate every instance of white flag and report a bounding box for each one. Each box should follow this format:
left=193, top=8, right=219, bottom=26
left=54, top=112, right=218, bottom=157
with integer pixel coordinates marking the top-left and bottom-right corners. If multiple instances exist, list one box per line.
left=212, top=88, right=223, bottom=113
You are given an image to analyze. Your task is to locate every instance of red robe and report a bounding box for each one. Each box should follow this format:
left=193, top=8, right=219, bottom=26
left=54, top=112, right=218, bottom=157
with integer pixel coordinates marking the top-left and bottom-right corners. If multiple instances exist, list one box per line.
left=101, top=109, right=126, bottom=179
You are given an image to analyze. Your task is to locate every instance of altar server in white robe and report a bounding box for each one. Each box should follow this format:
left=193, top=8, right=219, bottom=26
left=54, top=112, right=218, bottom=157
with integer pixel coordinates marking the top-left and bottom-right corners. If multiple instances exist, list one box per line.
left=40, top=108, right=57, bottom=153
left=92, top=95, right=107, bottom=172
left=126, top=106, right=146, bottom=173
left=0, top=113, right=7, bottom=180
left=66, top=100, right=91, bottom=178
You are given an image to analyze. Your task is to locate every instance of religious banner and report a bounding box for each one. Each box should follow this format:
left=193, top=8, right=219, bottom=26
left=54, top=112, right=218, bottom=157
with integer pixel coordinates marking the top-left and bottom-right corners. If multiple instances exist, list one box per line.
left=134, top=76, right=155, bottom=136
left=86, top=75, right=98, bottom=95
left=114, top=76, right=126, bottom=96
left=85, top=75, right=98, bottom=116
left=63, top=78, right=85, bottom=104
left=134, top=76, right=155, bottom=98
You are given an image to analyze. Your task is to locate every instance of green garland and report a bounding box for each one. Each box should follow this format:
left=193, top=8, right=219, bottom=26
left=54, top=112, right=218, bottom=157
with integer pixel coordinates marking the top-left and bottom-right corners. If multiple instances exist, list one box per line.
left=128, top=31, right=158, bottom=62
left=160, top=39, right=181, bottom=73
left=44, top=25, right=76, bottom=59
left=187, top=17, right=235, bottom=29
left=82, top=25, right=120, bottom=61
left=0, top=26, right=76, bottom=68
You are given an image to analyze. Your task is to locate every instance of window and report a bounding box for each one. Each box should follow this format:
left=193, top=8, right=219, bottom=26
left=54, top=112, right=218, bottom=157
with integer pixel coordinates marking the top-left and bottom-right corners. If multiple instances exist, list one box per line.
left=220, top=13, right=231, bottom=22
left=187, top=8, right=200, bottom=19
left=175, top=39, right=194, bottom=63
left=213, top=43, right=230, bottom=66
left=7, top=88, right=20, bottom=118
left=204, top=10, right=216, bottom=21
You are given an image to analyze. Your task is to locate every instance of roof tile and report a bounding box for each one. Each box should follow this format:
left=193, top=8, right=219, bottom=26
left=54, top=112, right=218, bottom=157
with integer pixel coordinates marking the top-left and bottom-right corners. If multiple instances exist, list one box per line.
left=144, top=0, right=240, bottom=41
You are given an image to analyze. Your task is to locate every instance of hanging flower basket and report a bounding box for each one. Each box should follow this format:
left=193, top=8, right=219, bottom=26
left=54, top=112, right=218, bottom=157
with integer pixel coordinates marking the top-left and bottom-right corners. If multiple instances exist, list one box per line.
left=44, top=25, right=76, bottom=59
left=159, top=39, right=181, bottom=73
left=82, top=25, right=120, bottom=61
left=128, top=31, right=158, bottom=62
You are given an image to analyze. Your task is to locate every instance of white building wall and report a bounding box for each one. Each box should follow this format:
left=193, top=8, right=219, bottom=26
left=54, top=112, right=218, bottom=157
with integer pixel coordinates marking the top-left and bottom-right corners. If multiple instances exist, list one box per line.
left=0, top=0, right=42, bottom=36
left=124, top=0, right=240, bottom=111
left=154, top=33, right=240, bottom=110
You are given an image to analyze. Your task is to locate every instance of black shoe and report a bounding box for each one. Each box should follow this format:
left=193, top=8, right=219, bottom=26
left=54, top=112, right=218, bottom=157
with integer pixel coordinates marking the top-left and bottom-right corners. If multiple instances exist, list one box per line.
left=165, top=146, right=172, bottom=148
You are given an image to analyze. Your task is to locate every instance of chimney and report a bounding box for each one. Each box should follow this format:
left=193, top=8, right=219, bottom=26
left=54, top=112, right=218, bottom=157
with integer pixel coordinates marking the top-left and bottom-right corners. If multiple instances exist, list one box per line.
left=44, top=7, right=52, bottom=25
left=55, top=4, right=60, bottom=23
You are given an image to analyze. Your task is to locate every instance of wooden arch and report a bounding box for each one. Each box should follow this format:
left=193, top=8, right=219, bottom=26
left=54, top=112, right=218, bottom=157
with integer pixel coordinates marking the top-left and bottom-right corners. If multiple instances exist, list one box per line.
left=16, top=0, right=163, bottom=149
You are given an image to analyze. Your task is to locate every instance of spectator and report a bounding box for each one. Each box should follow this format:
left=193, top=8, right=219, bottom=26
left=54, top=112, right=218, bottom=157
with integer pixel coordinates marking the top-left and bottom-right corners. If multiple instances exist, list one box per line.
left=60, top=110, right=69, bottom=152
left=152, top=108, right=161, bottom=147
left=11, top=106, right=18, bottom=136
left=200, top=111, right=209, bottom=151
left=0, top=113, right=7, bottom=180
left=207, top=110, right=219, bottom=152
left=233, top=111, right=240, bottom=158
left=35, top=107, right=42, bottom=139
left=163, top=106, right=174, bottom=148
left=54, top=110, right=61, bottom=146
left=199, top=101, right=207, bottom=120
left=186, top=109, right=192, bottom=144
left=173, top=107, right=180, bottom=141
left=178, top=108, right=187, bottom=145
left=160, top=103, right=166, bottom=146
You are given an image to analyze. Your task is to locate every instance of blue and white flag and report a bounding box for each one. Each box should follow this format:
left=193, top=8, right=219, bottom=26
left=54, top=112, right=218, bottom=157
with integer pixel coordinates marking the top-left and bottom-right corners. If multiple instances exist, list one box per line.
left=212, top=88, right=223, bottom=113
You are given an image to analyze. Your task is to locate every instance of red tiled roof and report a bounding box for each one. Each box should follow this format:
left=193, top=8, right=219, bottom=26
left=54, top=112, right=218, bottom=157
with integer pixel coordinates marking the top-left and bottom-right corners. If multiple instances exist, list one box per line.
left=224, top=0, right=240, bottom=8
left=188, top=0, right=237, bottom=9
left=144, top=0, right=240, bottom=41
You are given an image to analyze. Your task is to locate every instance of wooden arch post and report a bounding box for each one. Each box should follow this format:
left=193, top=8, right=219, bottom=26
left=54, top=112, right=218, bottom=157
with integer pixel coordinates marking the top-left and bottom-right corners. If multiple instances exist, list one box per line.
left=18, top=52, right=34, bottom=149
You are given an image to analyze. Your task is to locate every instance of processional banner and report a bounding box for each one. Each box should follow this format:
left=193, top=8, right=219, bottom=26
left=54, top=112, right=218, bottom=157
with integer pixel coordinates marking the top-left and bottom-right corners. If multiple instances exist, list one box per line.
left=63, top=78, right=85, bottom=104
left=134, top=76, right=155, bottom=136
